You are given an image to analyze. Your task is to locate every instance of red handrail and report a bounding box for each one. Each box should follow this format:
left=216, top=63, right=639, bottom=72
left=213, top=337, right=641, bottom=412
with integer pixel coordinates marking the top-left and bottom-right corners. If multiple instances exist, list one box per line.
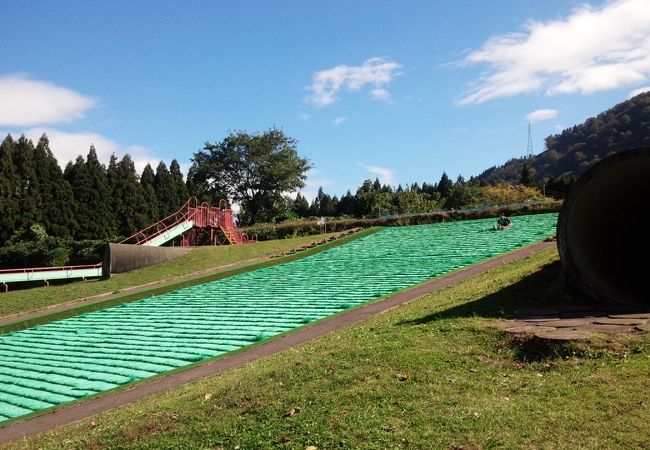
left=119, top=197, right=199, bottom=245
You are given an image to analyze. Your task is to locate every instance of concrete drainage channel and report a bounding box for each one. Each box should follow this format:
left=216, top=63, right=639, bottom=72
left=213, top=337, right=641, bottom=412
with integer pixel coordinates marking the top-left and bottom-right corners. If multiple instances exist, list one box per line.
left=0, top=213, right=557, bottom=424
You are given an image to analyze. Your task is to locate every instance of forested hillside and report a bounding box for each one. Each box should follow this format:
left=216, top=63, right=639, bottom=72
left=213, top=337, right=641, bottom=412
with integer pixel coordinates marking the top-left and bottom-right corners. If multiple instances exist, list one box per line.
left=478, top=92, right=650, bottom=184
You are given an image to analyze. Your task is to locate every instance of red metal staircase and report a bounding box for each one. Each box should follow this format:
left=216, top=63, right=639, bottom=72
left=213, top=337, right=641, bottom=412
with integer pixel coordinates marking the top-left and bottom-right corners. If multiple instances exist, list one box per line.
left=120, top=197, right=255, bottom=246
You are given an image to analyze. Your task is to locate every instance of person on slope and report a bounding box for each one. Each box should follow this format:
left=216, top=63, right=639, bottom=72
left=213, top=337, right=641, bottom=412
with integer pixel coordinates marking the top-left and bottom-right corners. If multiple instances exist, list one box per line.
left=496, top=214, right=512, bottom=230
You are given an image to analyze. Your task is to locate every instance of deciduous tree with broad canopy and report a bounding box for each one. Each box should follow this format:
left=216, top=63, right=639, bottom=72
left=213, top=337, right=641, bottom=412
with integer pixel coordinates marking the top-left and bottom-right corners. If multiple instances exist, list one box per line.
left=189, top=128, right=311, bottom=225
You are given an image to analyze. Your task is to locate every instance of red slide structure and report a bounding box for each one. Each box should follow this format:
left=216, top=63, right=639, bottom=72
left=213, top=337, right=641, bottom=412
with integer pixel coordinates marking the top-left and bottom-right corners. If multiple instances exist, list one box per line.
left=119, top=197, right=256, bottom=246
left=1, top=197, right=253, bottom=291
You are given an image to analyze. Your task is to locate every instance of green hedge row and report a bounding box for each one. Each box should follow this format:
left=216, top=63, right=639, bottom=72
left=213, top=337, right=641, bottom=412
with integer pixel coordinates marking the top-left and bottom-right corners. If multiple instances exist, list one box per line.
left=0, top=238, right=106, bottom=269
left=241, top=202, right=561, bottom=241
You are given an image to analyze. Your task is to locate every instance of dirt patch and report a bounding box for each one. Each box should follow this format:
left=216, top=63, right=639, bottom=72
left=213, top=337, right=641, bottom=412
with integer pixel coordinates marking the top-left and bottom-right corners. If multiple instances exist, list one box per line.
left=498, top=305, right=650, bottom=341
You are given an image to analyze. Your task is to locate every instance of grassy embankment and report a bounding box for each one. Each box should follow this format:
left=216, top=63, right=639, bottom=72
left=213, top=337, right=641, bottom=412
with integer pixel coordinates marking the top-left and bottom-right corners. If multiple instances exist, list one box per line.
left=0, top=233, right=340, bottom=320
left=7, top=245, right=650, bottom=449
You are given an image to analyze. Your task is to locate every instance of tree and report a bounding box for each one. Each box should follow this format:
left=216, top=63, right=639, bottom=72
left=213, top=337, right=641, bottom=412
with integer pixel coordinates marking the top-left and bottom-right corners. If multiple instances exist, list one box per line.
left=140, top=163, right=159, bottom=223
left=0, top=135, right=20, bottom=245
left=65, top=155, right=95, bottom=239
left=330, top=196, right=340, bottom=216
left=546, top=174, right=576, bottom=198
left=292, top=193, right=310, bottom=217
left=519, top=163, right=533, bottom=186
left=437, top=172, right=453, bottom=198
left=186, top=164, right=215, bottom=203
left=370, top=192, right=393, bottom=216
left=65, top=147, right=116, bottom=240
left=336, top=190, right=358, bottom=216
left=13, top=135, right=41, bottom=230
left=189, top=128, right=311, bottom=225
left=357, top=179, right=374, bottom=195
left=444, top=183, right=481, bottom=210
left=33, top=135, right=76, bottom=238
left=154, top=161, right=178, bottom=218
left=393, top=189, right=439, bottom=213
left=480, top=183, right=545, bottom=205
left=86, top=146, right=116, bottom=237
left=354, top=180, right=376, bottom=216
left=170, top=159, right=189, bottom=207
left=319, top=191, right=336, bottom=217
left=269, top=196, right=298, bottom=223
left=421, top=182, right=436, bottom=196
left=310, top=187, right=336, bottom=217
left=112, top=154, right=148, bottom=236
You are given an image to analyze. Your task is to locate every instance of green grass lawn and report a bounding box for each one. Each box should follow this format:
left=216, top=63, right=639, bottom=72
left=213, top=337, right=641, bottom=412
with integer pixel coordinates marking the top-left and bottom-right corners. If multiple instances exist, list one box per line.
left=0, top=234, right=336, bottom=320
left=6, top=245, right=650, bottom=449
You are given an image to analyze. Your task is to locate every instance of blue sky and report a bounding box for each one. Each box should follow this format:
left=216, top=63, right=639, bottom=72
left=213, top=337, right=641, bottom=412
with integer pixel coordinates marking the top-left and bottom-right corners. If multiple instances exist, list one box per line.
left=1, top=0, right=649, bottom=199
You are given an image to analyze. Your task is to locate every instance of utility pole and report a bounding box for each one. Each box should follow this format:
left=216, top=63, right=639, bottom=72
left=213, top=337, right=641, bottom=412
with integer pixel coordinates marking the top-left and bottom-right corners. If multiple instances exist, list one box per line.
left=527, top=121, right=534, bottom=158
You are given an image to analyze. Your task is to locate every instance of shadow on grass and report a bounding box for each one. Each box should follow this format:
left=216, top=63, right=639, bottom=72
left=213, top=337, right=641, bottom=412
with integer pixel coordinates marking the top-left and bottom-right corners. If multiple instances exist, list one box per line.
left=505, top=334, right=587, bottom=362
left=401, top=260, right=564, bottom=325
left=400, top=260, right=650, bottom=362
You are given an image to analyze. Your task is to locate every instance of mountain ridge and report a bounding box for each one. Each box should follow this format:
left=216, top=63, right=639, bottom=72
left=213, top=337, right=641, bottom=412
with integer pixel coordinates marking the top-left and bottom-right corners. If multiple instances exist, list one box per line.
left=477, top=92, right=650, bottom=184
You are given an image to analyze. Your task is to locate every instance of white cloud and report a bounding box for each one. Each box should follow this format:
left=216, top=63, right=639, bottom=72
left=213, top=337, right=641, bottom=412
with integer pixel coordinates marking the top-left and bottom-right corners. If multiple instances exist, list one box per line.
left=370, top=87, right=390, bottom=102
left=526, top=108, right=559, bottom=123
left=361, top=164, right=395, bottom=186
left=21, top=128, right=166, bottom=175
left=0, top=74, right=97, bottom=126
left=458, top=0, right=650, bottom=105
left=332, top=116, right=348, bottom=126
left=308, top=57, right=402, bottom=107
left=628, top=86, right=650, bottom=98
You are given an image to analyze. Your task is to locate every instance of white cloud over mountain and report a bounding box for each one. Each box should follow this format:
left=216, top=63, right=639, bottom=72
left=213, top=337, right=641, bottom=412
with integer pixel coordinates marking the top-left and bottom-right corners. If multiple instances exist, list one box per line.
left=628, top=86, right=650, bottom=98
left=526, top=109, right=558, bottom=123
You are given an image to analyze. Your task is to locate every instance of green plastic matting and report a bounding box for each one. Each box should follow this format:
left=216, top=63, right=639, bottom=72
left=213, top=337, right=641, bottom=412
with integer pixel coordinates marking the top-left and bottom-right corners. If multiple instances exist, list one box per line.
left=0, top=213, right=557, bottom=423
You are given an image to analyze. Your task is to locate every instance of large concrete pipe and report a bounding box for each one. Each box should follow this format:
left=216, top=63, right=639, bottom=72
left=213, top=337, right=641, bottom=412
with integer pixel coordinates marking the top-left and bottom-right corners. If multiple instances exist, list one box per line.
left=557, top=147, right=650, bottom=305
left=104, top=243, right=191, bottom=275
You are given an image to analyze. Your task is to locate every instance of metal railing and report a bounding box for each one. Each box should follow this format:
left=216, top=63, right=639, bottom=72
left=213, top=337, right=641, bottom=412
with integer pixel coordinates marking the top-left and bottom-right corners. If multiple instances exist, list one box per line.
left=0, top=262, right=104, bottom=291
left=119, top=197, right=199, bottom=245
